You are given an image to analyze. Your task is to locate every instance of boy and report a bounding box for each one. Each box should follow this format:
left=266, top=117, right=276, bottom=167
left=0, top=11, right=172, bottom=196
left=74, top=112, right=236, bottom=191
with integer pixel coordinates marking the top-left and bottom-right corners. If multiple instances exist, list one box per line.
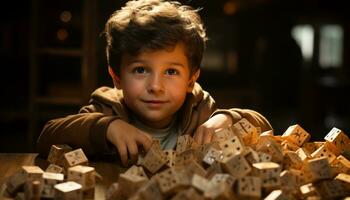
left=37, top=0, right=272, bottom=167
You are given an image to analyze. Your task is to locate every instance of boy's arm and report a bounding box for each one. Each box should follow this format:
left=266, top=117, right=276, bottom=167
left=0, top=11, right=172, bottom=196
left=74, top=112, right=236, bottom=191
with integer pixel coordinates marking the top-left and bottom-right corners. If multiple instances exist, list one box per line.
left=36, top=103, right=120, bottom=158
left=211, top=108, right=273, bottom=132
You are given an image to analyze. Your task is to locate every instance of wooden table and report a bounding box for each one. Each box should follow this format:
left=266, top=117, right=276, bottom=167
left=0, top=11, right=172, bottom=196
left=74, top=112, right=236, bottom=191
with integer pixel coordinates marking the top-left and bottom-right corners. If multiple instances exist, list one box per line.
left=0, top=153, right=126, bottom=199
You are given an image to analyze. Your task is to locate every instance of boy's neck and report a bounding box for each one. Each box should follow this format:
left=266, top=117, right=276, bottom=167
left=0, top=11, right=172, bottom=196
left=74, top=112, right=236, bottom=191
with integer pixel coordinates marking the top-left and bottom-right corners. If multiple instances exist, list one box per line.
left=132, top=114, right=176, bottom=129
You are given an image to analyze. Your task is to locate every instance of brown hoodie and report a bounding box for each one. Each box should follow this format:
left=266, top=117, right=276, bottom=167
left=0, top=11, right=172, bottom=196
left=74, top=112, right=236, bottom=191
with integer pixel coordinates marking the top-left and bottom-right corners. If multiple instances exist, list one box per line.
left=36, top=83, right=272, bottom=157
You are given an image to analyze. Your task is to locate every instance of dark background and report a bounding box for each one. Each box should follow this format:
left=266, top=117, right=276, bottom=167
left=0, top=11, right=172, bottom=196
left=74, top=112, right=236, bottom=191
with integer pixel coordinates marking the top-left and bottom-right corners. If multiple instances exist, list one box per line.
left=1, top=0, right=349, bottom=152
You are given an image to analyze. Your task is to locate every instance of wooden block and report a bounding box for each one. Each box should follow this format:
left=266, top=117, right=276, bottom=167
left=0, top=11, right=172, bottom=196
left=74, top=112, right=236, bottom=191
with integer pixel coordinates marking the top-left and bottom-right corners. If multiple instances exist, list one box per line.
left=54, top=181, right=82, bottom=200
left=280, top=170, right=298, bottom=193
left=47, top=144, right=73, bottom=165
left=252, top=162, right=281, bottom=189
left=202, top=146, right=223, bottom=166
left=283, top=151, right=303, bottom=170
left=141, top=140, right=167, bottom=174
left=21, top=166, right=44, bottom=181
left=302, top=142, right=320, bottom=155
left=219, top=154, right=251, bottom=178
left=331, top=155, right=350, bottom=174
left=205, top=160, right=223, bottom=179
left=236, top=176, right=261, bottom=199
left=155, top=167, right=189, bottom=196
left=82, top=187, right=94, bottom=200
left=218, top=135, right=245, bottom=158
left=175, top=149, right=196, bottom=166
left=243, top=147, right=261, bottom=165
left=299, top=183, right=320, bottom=199
left=176, top=135, right=194, bottom=154
left=334, top=173, right=350, bottom=192
left=232, top=118, right=258, bottom=145
left=324, top=127, right=350, bottom=153
left=281, top=140, right=299, bottom=152
left=307, top=157, right=331, bottom=181
left=183, top=160, right=207, bottom=178
left=164, top=149, right=176, bottom=168
left=204, top=181, right=235, bottom=200
left=316, top=180, right=345, bottom=199
left=46, top=164, right=64, bottom=174
left=135, top=178, right=163, bottom=200
left=311, top=144, right=336, bottom=163
left=63, top=148, right=88, bottom=168
left=295, top=147, right=311, bottom=161
left=212, top=127, right=235, bottom=143
left=67, top=165, right=95, bottom=190
left=118, top=173, right=148, bottom=198
left=41, top=172, right=64, bottom=198
left=171, top=188, right=202, bottom=200
left=105, top=183, right=122, bottom=200
left=191, top=174, right=211, bottom=193
left=282, top=124, right=311, bottom=146
left=209, top=173, right=235, bottom=188
left=124, top=165, right=148, bottom=179
left=256, top=138, right=284, bottom=163
left=264, top=189, right=295, bottom=200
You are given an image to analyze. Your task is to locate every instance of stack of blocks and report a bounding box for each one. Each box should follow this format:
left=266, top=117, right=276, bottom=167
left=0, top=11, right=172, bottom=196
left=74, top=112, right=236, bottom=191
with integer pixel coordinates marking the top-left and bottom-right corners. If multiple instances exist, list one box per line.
left=4, top=145, right=96, bottom=200
left=107, top=119, right=350, bottom=200
left=3, top=118, right=350, bottom=199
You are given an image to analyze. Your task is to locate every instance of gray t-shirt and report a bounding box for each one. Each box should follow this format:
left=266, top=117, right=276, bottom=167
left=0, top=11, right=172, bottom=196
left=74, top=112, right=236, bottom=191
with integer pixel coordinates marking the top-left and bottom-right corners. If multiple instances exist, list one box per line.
left=131, top=115, right=180, bottom=150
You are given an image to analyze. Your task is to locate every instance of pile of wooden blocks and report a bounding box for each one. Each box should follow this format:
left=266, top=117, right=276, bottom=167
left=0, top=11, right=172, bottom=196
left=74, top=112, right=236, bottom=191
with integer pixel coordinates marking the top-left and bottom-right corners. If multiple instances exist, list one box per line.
left=106, top=118, right=350, bottom=200
left=4, top=145, right=97, bottom=200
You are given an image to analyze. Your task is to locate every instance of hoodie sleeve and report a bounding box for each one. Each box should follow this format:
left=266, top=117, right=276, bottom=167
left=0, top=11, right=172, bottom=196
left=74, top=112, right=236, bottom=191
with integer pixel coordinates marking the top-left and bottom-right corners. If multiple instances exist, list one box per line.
left=211, top=108, right=273, bottom=132
left=36, top=103, right=120, bottom=158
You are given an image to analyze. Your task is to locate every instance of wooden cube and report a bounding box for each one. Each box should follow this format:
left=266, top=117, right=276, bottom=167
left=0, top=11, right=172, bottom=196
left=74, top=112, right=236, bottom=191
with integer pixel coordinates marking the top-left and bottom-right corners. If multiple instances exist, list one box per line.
left=311, top=144, right=336, bottom=163
left=236, top=176, right=261, bottom=199
left=46, top=164, right=64, bottom=174
left=212, top=127, right=235, bottom=143
left=283, top=151, right=303, bottom=170
left=232, top=118, right=258, bottom=145
left=141, top=140, right=167, bottom=174
left=219, top=154, right=251, bottom=178
left=202, top=146, right=223, bottom=166
left=191, top=174, right=210, bottom=193
left=218, top=135, right=245, bottom=158
left=282, top=124, right=311, bottom=146
left=324, top=127, right=350, bottom=152
left=118, top=173, right=148, bottom=198
left=63, top=148, right=88, bottom=168
left=252, top=162, right=281, bottom=189
left=67, top=165, right=95, bottom=190
left=164, top=149, right=176, bottom=168
left=176, top=135, right=194, bottom=154
left=155, top=168, right=189, bottom=196
left=124, top=165, right=148, bottom=179
left=47, top=144, right=73, bottom=165
left=307, top=157, right=331, bottom=181
left=41, top=172, right=64, bottom=198
left=54, top=181, right=82, bottom=200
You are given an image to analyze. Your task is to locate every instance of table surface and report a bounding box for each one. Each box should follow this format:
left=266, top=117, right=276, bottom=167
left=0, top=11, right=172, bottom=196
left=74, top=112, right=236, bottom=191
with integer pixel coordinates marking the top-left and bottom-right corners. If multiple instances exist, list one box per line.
left=0, top=153, right=125, bottom=200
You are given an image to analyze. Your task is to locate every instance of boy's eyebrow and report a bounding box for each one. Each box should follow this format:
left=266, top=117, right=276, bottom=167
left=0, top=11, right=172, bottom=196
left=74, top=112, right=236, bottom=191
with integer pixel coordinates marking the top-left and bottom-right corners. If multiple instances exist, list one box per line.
left=128, top=59, right=185, bottom=68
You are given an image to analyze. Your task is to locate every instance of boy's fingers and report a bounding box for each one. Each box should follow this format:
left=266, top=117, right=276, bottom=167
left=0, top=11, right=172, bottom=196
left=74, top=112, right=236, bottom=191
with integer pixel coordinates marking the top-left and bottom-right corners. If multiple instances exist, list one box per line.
left=116, top=141, right=128, bottom=167
left=127, top=141, right=139, bottom=164
left=193, top=128, right=203, bottom=145
left=203, top=130, right=213, bottom=144
left=138, top=134, right=152, bottom=152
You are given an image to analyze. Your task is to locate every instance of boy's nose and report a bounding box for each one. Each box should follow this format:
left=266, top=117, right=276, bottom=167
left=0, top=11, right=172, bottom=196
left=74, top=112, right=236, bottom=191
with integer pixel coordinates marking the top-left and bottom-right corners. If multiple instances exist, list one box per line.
left=147, top=74, right=164, bottom=94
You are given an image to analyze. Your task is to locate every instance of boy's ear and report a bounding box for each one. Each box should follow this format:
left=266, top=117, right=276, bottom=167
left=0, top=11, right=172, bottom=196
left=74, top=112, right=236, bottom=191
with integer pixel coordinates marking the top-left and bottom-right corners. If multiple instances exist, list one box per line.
left=187, top=69, right=200, bottom=92
left=108, top=66, right=121, bottom=89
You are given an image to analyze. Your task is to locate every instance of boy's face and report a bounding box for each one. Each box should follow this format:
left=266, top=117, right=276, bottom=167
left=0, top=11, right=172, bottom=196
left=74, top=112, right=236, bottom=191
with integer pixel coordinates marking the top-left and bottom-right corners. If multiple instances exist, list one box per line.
left=111, top=42, right=199, bottom=129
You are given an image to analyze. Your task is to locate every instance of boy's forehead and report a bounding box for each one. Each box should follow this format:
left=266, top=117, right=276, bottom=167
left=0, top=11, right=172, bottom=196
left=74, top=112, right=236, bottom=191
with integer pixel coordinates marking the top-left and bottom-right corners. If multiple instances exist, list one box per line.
left=121, top=42, right=189, bottom=66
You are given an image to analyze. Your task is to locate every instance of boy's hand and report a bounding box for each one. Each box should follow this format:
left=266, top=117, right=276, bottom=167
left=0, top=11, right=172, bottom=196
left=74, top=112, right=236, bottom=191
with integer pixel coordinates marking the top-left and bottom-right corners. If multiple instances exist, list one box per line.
left=193, top=113, right=233, bottom=145
left=106, top=119, right=153, bottom=167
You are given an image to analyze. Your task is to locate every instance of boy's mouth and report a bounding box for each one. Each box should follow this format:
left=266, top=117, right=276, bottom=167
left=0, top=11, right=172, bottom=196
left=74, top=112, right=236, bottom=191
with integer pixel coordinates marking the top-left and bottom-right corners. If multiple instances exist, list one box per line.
left=142, top=100, right=168, bottom=104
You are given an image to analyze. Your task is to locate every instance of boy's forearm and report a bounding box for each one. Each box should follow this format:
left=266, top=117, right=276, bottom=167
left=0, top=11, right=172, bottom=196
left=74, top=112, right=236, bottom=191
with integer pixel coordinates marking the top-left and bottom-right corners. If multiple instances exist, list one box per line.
left=211, top=108, right=273, bottom=132
left=36, top=113, right=119, bottom=158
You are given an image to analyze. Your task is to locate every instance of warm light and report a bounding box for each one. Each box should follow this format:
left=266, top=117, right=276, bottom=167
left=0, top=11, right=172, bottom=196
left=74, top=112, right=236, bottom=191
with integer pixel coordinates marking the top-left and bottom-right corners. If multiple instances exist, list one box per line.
left=292, top=25, right=314, bottom=62
left=60, top=11, right=72, bottom=23
left=223, top=1, right=238, bottom=16
left=57, top=29, right=69, bottom=41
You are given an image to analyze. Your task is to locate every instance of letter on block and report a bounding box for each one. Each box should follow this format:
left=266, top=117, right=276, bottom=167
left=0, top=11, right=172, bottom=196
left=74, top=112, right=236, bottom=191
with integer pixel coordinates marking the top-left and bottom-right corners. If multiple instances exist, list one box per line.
left=63, top=148, right=88, bottom=168
left=282, top=124, right=310, bottom=146
left=324, top=127, right=350, bottom=153
left=47, top=144, right=73, bottom=165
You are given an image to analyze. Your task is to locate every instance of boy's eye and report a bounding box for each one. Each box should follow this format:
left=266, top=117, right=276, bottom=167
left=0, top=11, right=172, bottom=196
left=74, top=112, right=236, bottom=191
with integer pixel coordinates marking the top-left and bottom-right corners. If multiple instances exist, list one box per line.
left=165, top=68, right=178, bottom=75
left=133, top=67, right=146, bottom=74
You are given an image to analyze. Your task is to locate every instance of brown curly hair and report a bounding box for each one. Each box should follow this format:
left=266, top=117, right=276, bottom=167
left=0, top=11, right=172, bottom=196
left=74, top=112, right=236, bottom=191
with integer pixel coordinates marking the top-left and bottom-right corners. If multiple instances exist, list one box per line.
left=104, top=0, right=207, bottom=75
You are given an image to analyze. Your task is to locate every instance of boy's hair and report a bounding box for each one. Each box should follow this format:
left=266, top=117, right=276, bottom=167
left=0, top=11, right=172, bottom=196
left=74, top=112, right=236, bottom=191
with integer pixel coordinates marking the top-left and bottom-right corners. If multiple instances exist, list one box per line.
left=104, top=0, right=207, bottom=75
